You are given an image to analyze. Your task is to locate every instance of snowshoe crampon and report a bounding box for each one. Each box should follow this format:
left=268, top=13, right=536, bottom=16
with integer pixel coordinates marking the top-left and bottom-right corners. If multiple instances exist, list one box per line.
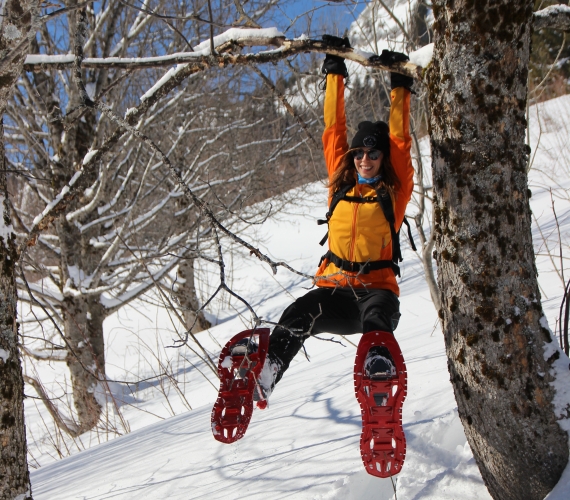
left=354, top=331, right=407, bottom=478
left=211, top=328, right=269, bottom=444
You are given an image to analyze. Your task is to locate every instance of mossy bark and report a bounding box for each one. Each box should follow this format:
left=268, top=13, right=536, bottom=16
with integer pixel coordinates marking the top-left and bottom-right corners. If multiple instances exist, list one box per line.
left=427, top=1, right=568, bottom=498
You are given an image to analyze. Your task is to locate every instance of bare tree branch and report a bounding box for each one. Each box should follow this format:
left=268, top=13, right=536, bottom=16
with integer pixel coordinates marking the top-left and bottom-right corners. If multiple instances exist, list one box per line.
left=23, top=33, right=423, bottom=77
left=24, top=375, right=82, bottom=437
left=233, top=0, right=261, bottom=28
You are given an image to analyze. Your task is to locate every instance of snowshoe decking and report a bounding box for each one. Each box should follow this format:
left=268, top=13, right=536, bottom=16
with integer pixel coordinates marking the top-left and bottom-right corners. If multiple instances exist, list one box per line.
left=354, top=330, right=407, bottom=478
left=211, top=328, right=270, bottom=444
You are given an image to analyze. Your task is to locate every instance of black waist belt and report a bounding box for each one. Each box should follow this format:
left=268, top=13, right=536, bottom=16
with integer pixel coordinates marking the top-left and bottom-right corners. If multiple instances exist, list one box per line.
left=319, top=250, right=400, bottom=277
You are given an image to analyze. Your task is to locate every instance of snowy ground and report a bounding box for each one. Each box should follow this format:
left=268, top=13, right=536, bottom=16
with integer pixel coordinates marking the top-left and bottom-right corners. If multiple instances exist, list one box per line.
left=25, top=94, right=570, bottom=499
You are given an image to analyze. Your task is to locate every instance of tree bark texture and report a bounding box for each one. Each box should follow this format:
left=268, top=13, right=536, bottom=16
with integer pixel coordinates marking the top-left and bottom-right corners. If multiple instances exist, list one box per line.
left=62, top=294, right=106, bottom=432
left=427, top=1, right=568, bottom=499
left=0, top=126, right=32, bottom=499
left=57, top=212, right=107, bottom=432
left=0, top=0, right=37, bottom=498
left=176, top=258, right=211, bottom=333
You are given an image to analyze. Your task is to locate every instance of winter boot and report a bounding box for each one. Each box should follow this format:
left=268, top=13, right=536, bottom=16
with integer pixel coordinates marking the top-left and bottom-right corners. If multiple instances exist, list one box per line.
left=364, top=346, right=397, bottom=380
left=254, top=354, right=281, bottom=408
left=230, top=337, right=258, bottom=356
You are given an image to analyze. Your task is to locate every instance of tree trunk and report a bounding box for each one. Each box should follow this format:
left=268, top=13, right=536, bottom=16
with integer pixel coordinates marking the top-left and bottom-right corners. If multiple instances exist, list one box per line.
left=62, top=294, right=106, bottom=432
left=427, top=1, right=568, bottom=499
left=176, top=258, right=211, bottom=333
left=0, top=123, right=32, bottom=499
left=0, top=0, right=37, bottom=497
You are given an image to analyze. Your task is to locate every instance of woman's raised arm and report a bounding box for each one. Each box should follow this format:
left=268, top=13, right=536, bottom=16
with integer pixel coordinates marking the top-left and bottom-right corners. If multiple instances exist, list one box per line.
left=322, top=73, right=349, bottom=182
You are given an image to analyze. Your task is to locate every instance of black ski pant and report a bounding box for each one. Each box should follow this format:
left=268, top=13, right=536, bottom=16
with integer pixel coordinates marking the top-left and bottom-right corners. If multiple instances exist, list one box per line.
left=268, top=287, right=400, bottom=386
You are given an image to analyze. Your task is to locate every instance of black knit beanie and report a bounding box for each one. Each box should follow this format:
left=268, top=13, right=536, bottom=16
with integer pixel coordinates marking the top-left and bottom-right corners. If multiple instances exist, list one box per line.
left=350, top=121, right=389, bottom=153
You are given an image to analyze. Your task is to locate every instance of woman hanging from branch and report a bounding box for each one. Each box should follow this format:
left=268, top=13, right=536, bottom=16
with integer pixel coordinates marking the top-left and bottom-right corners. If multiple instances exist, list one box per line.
left=227, top=35, right=415, bottom=404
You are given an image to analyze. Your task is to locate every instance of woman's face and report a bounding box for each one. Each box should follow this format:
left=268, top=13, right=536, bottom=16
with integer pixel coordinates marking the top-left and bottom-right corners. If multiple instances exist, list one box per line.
left=353, top=148, right=383, bottom=179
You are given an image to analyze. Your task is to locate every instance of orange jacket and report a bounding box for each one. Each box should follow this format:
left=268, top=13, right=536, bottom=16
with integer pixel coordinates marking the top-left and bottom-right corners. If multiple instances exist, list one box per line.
left=315, top=73, right=414, bottom=296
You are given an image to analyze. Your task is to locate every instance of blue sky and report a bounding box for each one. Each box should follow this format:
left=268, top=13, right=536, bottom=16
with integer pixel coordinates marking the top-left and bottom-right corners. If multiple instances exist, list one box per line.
left=273, top=0, right=367, bottom=38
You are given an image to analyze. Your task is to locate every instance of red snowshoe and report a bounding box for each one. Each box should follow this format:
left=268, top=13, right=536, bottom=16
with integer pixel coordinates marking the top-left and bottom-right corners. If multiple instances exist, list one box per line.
left=211, top=328, right=270, bottom=444
left=354, top=331, right=407, bottom=477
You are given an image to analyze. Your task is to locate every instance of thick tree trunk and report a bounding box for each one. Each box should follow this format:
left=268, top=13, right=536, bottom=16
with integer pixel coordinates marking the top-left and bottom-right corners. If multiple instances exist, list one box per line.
left=176, top=258, right=211, bottom=333
left=63, top=295, right=106, bottom=432
left=427, top=1, right=568, bottom=499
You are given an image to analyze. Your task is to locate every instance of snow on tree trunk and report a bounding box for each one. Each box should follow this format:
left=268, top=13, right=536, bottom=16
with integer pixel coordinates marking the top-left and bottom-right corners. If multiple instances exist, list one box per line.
left=176, top=258, right=211, bottom=333
left=63, top=295, right=106, bottom=432
left=427, top=1, right=568, bottom=498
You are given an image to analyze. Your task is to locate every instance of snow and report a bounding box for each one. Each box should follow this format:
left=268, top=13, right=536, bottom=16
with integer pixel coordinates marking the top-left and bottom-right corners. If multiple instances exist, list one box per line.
left=27, top=178, right=489, bottom=499
left=220, top=356, right=232, bottom=369
left=24, top=54, right=75, bottom=65
left=82, top=149, right=98, bottom=165
left=32, top=170, right=83, bottom=227
left=192, top=27, right=284, bottom=54
left=410, top=43, right=434, bottom=69
left=17, top=97, right=570, bottom=500
left=535, top=4, right=570, bottom=21
left=0, top=349, right=9, bottom=363
left=0, top=196, right=14, bottom=240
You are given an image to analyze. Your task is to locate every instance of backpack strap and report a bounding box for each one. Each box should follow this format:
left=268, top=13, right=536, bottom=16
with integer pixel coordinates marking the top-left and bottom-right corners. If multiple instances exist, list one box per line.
left=319, top=250, right=399, bottom=276
left=317, top=183, right=354, bottom=246
left=401, top=216, right=417, bottom=252
left=375, top=188, right=401, bottom=264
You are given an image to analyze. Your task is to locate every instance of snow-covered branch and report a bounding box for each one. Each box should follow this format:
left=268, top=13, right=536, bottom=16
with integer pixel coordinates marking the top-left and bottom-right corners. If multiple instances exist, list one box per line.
left=534, top=4, right=570, bottom=31
left=23, top=28, right=423, bottom=79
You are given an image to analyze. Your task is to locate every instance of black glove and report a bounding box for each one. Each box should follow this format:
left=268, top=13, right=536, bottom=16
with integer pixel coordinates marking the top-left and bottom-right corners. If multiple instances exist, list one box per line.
left=391, top=72, right=414, bottom=92
left=321, top=34, right=351, bottom=78
left=370, top=49, right=414, bottom=91
left=373, top=49, right=409, bottom=66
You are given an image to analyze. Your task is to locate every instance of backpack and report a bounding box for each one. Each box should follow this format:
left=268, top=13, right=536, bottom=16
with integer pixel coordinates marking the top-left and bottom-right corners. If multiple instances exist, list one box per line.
left=317, top=184, right=416, bottom=277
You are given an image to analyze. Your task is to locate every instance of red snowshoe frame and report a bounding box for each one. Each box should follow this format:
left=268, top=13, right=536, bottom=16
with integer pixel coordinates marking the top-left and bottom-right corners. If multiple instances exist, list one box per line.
left=211, top=328, right=270, bottom=444
left=354, top=331, right=407, bottom=478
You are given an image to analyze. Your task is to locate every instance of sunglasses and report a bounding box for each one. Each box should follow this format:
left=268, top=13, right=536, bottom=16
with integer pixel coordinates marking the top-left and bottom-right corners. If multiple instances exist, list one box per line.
left=352, top=148, right=382, bottom=161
